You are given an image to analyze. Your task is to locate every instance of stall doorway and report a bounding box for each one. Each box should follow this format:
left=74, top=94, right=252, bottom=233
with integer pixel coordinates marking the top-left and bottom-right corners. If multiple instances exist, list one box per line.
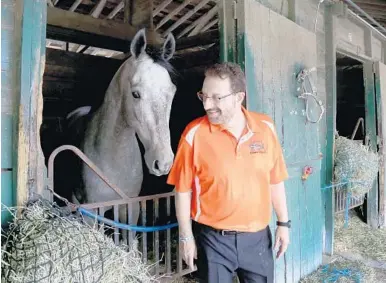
left=335, top=52, right=367, bottom=220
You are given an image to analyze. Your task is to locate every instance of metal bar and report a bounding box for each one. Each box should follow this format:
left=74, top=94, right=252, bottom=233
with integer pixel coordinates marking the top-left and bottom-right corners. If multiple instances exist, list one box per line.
left=351, top=118, right=365, bottom=140
left=80, top=192, right=175, bottom=209
left=114, top=205, right=119, bottom=244
left=47, top=145, right=129, bottom=199
left=343, top=0, right=386, bottom=35
left=98, top=207, right=105, bottom=230
left=128, top=204, right=134, bottom=246
left=154, top=198, right=160, bottom=275
left=166, top=196, right=172, bottom=274
left=141, top=200, right=148, bottom=263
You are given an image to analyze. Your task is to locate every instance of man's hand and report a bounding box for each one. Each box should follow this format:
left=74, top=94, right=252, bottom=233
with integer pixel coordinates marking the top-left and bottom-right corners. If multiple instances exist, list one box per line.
left=274, top=226, right=290, bottom=259
left=180, top=238, right=197, bottom=270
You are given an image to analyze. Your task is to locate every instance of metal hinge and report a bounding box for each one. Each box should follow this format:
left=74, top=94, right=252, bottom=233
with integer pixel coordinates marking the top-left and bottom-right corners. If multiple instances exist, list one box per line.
left=233, top=0, right=237, bottom=20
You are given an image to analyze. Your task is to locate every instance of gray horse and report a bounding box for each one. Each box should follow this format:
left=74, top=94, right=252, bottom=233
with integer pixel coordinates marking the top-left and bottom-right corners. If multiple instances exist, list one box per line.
left=67, top=28, right=177, bottom=239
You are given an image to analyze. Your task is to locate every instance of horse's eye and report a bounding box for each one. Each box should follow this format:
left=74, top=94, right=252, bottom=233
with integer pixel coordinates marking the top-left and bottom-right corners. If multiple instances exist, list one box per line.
left=132, top=91, right=140, bottom=99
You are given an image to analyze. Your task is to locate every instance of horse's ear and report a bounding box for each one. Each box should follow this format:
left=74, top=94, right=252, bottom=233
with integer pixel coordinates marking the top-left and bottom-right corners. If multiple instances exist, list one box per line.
left=130, top=28, right=147, bottom=58
left=162, top=32, right=176, bottom=61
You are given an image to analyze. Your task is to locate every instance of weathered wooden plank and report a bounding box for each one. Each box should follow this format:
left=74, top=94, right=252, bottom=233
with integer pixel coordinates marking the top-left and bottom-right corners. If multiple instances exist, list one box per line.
left=236, top=1, right=322, bottom=282
left=323, top=5, right=337, bottom=256
left=17, top=0, right=48, bottom=204
left=374, top=61, right=386, bottom=227
left=1, top=0, right=21, bottom=225
left=364, top=61, right=379, bottom=228
left=131, top=0, right=153, bottom=29
left=47, top=6, right=162, bottom=46
left=218, top=0, right=236, bottom=63
left=47, top=20, right=219, bottom=53
left=45, top=45, right=218, bottom=79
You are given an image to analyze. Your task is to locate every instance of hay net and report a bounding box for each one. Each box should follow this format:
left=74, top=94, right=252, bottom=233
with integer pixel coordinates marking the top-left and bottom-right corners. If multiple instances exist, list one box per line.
left=1, top=197, right=157, bottom=283
left=334, top=135, right=379, bottom=196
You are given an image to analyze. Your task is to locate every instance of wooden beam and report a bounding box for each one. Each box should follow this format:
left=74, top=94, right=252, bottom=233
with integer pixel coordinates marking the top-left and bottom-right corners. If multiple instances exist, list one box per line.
left=177, top=5, right=218, bottom=38
left=47, top=10, right=219, bottom=53
left=155, top=0, right=192, bottom=30
left=69, top=0, right=82, bottom=12
left=188, top=4, right=217, bottom=37
left=107, top=0, right=124, bottom=19
left=153, top=0, right=173, bottom=17
left=47, top=7, right=163, bottom=46
left=323, top=5, right=337, bottom=256
left=124, top=0, right=131, bottom=23
left=131, top=0, right=154, bottom=29
left=162, top=0, right=211, bottom=36
left=200, top=18, right=218, bottom=33
left=90, top=0, right=107, bottom=18
left=174, top=30, right=219, bottom=50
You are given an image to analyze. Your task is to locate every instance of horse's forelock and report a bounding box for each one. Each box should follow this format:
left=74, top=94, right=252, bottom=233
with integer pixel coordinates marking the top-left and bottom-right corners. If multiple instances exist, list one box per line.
left=143, top=45, right=178, bottom=80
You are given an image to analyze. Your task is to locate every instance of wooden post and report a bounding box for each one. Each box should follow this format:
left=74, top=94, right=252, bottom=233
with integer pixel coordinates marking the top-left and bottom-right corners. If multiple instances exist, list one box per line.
left=323, top=4, right=337, bottom=255
left=130, top=0, right=154, bottom=29
left=16, top=0, right=48, bottom=206
left=218, top=0, right=236, bottom=63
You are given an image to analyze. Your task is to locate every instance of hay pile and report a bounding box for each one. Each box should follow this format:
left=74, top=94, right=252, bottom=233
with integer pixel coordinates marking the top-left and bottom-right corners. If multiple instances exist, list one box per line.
left=334, top=136, right=379, bottom=196
left=334, top=211, right=386, bottom=263
left=1, top=198, right=158, bottom=283
left=299, top=256, right=376, bottom=283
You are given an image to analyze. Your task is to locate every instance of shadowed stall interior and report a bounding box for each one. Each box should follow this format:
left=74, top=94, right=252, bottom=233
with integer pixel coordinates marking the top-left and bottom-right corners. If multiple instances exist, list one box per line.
left=335, top=53, right=367, bottom=221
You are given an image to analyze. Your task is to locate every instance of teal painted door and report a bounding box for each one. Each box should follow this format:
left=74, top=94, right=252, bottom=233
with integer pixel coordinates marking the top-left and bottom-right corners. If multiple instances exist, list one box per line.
left=220, top=1, right=324, bottom=282
left=1, top=0, right=47, bottom=225
left=1, top=0, right=22, bottom=225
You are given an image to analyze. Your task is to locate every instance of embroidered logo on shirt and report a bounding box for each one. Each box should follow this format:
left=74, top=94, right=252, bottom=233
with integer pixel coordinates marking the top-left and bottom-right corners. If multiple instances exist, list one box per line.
left=249, top=141, right=266, bottom=154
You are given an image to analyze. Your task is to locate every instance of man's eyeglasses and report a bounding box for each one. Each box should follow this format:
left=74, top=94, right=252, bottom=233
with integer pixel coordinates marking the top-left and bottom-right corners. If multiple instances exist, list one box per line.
left=197, top=91, right=235, bottom=103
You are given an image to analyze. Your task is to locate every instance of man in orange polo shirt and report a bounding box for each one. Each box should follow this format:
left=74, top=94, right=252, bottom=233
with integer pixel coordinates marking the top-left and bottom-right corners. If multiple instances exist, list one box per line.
left=167, top=62, right=290, bottom=283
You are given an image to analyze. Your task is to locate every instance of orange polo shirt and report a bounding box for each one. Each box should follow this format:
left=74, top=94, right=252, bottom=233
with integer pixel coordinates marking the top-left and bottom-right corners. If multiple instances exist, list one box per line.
left=167, top=107, right=289, bottom=232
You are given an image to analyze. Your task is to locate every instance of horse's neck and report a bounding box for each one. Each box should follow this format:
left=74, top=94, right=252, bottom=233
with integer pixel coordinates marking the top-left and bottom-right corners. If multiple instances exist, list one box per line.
left=88, top=63, right=137, bottom=148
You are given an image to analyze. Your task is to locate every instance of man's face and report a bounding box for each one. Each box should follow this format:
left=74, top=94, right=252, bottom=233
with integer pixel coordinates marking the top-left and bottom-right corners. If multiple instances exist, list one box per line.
left=201, top=75, right=241, bottom=125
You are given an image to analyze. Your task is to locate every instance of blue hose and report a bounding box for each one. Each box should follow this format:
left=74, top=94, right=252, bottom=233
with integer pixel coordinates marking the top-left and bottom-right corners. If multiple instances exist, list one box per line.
left=77, top=207, right=178, bottom=232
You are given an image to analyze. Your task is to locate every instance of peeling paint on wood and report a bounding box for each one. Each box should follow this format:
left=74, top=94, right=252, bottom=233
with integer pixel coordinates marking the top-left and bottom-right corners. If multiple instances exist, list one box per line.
left=374, top=61, right=386, bottom=227
left=16, top=0, right=48, bottom=207
left=364, top=61, right=379, bottom=228
left=234, top=1, right=323, bottom=282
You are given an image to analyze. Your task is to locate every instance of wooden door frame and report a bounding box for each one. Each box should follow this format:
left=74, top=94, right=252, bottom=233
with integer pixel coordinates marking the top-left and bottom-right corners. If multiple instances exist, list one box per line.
left=324, top=39, right=380, bottom=255
left=15, top=0, right=48, bottom=207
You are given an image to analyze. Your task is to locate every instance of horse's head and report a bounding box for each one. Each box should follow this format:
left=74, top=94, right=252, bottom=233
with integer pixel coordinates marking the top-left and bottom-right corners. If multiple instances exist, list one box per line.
left=119, top=28, right=176, bottom=177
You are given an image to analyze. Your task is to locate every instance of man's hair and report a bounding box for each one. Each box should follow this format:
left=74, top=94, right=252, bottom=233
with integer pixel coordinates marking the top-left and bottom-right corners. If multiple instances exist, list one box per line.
left=204, top=62, right=246, bottom=93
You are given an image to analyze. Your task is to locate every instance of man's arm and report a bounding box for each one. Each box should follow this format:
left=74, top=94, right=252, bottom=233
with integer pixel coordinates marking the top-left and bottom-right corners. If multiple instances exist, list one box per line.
left=270, top=181, right=289, bottom=222
left=175, top=191, right=193, bottom=237
left=271, top=181, right=290, bottom=259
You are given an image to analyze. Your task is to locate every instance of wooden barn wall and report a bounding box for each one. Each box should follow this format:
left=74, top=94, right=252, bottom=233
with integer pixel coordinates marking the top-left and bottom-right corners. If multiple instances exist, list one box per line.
left=240, top=0, right=386, bottom=278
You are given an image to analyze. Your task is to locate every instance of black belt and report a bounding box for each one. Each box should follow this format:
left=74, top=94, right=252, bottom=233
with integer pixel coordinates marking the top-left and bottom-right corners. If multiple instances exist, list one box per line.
left=195, top=222, right=246, bottom=236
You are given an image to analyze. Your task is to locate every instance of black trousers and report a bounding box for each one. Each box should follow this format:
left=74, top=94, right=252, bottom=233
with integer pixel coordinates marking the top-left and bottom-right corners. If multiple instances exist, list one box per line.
left=193, top=222, right=274, bottom=283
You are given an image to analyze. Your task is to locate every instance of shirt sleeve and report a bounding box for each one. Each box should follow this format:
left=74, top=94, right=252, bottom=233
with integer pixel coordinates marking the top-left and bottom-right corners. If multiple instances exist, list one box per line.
left=167, top=135, right=194, bottom=193
left=270, top=127, right=289, bottom=185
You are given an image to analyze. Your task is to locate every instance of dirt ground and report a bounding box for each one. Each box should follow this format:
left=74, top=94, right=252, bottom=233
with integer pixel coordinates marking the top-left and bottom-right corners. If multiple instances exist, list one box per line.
left=173, top=211, right=386, bottom=282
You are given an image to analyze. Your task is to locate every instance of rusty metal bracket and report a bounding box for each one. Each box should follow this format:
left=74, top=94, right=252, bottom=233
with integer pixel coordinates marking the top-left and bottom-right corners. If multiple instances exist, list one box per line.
left=47, top=145, right=130, bottom=201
